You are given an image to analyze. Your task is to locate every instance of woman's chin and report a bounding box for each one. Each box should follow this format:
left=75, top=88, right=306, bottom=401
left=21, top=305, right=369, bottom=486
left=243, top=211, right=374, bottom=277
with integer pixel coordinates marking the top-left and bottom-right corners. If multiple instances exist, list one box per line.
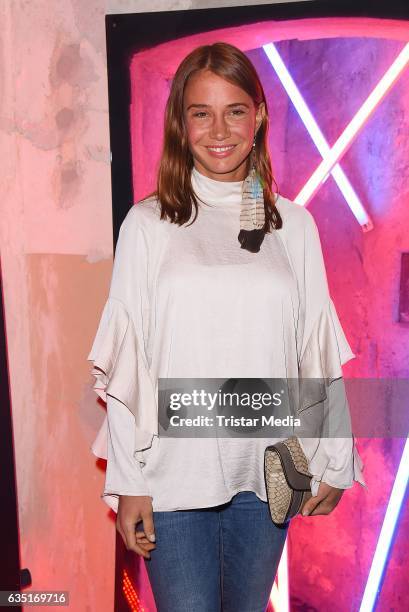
left=196, top=156, right=248, bottom=178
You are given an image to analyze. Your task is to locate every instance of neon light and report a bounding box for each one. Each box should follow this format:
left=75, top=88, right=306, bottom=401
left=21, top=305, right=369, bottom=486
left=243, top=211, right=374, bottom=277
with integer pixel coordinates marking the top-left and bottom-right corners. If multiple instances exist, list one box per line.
left=262, top=43, right=371, bottom=228
left=270, top=539, right=289, bottom=611
left=278, top=539, right=289, bottom=611
left=270, top=581, right=280, bottom=610
left=294, top=43, right=409, bottom=206
left=359, top=438, right=409, bottom=612
left=122, top=569, right=146, bottom=611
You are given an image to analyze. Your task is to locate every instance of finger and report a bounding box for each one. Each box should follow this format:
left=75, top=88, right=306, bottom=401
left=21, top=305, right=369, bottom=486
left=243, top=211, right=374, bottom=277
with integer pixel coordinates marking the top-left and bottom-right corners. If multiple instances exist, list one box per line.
left=309, top=500, right=332, bottom=516
left=128, top=540, right=152, bottom=559
left=142, top=512, right=156, bottom=543
left=310, top=494, right=343, bottom=516
left=136, top=533, right=156, bottom=549
left=135, top=525, right=152, bottom=542
left=135, top=525, right=156, bottom=549
left=123, top=523, right=151, bottom=559
left=136, top=542, right=157, bottom=554
left=136, top=537, right=156, bottom=547
left=302, top=493, right=327, bottom=516
left=130, top=542, right=152, bottom=558
left=118, top=525, right=152, bottom=558
left=328, top=492, right=343, bottom=510
left=136, top=532, right=149, bottom=543
left=134, top=540, right=156, bottom=556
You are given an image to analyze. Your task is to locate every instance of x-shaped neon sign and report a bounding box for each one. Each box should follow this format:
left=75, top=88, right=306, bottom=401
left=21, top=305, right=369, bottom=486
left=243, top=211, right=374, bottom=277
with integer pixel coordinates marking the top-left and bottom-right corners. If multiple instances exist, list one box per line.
left=263, top=42, right=409, bottom=233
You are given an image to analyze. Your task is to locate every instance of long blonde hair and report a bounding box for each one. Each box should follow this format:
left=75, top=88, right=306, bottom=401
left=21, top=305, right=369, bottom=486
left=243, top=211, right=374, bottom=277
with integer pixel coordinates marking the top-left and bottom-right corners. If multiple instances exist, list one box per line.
left=146, top=41, right=282, bottom=231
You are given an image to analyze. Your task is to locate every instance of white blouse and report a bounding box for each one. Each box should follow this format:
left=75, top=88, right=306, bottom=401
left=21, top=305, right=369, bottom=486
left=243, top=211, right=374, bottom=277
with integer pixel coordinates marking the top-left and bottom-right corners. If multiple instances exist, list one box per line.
left=88, top=166, right=366, bottom=513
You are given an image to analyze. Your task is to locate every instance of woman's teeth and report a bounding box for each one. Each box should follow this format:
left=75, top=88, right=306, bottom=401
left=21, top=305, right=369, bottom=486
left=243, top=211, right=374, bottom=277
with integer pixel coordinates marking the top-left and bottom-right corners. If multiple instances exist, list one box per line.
left=207, top=145, right=236, bottom=152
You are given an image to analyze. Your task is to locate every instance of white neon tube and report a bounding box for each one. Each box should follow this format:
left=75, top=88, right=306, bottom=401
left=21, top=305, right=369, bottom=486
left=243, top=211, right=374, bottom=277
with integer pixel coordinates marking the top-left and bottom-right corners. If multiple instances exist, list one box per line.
left=359, top=438, right=409, bottom=612
left=295, top=43, right=409, bottom=206
left=263, top=43, right=371, bottom=227
left=270, top=539, right=289, bottom=612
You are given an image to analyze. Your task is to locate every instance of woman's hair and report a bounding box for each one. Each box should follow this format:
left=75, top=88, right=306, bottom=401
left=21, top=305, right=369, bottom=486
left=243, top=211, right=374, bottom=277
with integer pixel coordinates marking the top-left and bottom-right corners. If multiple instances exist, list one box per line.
left=146, top=41, right=282, bottom=231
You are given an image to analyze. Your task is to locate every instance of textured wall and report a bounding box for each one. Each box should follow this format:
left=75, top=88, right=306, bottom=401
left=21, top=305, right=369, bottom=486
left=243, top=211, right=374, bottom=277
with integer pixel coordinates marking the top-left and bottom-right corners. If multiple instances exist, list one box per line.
left=2, top=1, right=125, bottom=610
left=1, top=1, right=408, bottom=611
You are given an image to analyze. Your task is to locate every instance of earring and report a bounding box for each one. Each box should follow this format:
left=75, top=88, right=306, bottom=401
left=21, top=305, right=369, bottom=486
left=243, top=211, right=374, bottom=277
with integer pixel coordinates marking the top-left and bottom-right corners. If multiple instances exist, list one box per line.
left=238, top=133, right=266, bottom=253
left=249, top=136, right=264, bottom=201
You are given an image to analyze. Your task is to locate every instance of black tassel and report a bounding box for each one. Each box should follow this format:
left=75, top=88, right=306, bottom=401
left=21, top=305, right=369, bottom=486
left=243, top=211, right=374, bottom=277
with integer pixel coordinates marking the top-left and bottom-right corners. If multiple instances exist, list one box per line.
left=238, top=228, right=265, bottom=253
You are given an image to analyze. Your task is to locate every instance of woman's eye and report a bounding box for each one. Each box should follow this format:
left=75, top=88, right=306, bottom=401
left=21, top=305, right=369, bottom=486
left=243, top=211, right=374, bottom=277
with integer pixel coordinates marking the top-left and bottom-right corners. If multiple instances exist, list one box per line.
left=231, top=109, right=245, bottom=115
left=193, top=112, right=208, bottom=118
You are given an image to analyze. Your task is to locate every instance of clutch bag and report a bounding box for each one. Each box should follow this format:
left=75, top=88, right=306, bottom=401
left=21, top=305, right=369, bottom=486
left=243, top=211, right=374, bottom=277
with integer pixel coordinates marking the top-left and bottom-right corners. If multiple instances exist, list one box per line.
left=264, top=436, right=313, bottom=526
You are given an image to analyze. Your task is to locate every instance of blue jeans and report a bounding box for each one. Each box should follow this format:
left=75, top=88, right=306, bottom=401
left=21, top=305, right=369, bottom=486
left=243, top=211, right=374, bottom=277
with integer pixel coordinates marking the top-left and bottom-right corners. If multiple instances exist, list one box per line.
left=142, top=491, right=289, bottom=612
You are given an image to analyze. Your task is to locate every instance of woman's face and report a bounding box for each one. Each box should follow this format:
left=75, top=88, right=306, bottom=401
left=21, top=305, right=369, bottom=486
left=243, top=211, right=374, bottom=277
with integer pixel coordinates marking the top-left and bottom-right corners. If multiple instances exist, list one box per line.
left=183, top=69, right=265, bottom=182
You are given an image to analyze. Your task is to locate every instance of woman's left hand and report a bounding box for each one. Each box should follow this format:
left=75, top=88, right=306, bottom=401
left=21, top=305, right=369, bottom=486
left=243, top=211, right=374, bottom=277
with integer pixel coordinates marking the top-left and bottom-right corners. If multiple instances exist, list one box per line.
left=301, top=482, right=344, bottom=516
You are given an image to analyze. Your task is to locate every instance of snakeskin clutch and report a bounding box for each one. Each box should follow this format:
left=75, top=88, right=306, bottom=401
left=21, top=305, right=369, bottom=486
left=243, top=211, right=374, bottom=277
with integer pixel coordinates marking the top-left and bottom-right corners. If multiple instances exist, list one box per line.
left=264, top=437, right=313, bottom=526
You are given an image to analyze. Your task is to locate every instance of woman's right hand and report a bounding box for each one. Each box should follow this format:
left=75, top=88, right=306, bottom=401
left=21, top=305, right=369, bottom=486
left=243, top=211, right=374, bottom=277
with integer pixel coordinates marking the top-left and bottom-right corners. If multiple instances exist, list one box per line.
left=116, top=495, right=156, bottom=559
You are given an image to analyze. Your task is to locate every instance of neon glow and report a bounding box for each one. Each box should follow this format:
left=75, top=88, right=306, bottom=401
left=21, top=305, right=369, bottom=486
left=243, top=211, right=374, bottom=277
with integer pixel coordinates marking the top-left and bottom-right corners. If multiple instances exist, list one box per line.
left=359, top=439, right=409, bottom=612
left=122, top=569, right=146, bottom=611
left=294, top=43, right=409, bottom=206
left=262, top=42, right=372, bottom=228
left=270, top=539, right=290, bottom=612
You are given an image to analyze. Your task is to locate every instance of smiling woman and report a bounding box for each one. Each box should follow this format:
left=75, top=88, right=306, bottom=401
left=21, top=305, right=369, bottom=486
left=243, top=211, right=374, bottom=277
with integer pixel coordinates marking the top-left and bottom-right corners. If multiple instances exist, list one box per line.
left=150, top=41, right=282, bottom=251
left=88, top=41, right=365, bottom=612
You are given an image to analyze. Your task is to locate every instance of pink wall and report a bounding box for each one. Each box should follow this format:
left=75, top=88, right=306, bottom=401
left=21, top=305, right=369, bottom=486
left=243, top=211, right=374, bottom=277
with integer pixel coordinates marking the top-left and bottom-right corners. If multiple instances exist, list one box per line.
left=1, top=1, right=116, bottom=610
left=129, top=18, right=409, bottom=611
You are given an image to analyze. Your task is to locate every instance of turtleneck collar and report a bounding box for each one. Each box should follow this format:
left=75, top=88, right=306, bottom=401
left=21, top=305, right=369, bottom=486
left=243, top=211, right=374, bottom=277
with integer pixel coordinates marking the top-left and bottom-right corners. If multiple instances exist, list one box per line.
left=191, top=165, right=244, bottom=210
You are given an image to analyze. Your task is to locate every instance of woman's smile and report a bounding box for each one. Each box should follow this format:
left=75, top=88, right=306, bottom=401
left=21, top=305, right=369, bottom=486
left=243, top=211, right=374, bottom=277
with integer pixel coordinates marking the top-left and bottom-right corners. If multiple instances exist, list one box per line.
left=205, top=144, right=237, bottom=158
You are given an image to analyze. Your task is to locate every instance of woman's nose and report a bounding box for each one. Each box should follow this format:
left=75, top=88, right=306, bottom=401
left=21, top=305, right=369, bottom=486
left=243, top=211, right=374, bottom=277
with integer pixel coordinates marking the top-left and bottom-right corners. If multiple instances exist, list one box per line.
left=209, top=115, right=231, bottom=140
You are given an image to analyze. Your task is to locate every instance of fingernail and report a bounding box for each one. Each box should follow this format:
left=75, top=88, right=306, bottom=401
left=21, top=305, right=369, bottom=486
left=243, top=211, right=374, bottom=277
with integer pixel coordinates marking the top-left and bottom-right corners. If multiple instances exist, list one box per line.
left=302, top=510, right=309, bottom=516
left=148, top=534, right=156, bottom=542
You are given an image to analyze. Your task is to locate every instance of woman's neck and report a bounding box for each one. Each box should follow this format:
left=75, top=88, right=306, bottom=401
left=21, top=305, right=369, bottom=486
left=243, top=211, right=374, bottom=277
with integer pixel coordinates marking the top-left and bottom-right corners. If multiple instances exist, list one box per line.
left=191, top=166, right=244, bottom=210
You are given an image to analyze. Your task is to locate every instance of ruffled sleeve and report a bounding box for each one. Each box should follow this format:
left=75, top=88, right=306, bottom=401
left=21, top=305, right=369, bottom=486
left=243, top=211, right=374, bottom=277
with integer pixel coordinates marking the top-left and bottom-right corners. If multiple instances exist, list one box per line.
left=87, top=204, right=159, bottom=508
left=297, top=297, right=356, bottom=414
left=298, top=377, right=367, bottom=494
left=87, top=296, right=158, bottom=453
left=277, top=201, right=366, bottom=492
left=307, top=435, right=366, bottom=495
left=103, top=395, right=153, bottom=514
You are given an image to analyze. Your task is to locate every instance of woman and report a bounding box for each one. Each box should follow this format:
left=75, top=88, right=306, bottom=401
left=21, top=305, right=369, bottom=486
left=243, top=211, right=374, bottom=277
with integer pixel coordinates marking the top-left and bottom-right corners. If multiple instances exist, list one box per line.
left=88, top=42, right=365, bottom=611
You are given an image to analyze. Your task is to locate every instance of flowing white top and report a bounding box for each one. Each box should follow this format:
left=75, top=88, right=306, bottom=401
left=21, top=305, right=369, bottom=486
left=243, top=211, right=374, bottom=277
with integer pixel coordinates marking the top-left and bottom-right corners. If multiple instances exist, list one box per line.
left=88, top=166, right=366, bottom=513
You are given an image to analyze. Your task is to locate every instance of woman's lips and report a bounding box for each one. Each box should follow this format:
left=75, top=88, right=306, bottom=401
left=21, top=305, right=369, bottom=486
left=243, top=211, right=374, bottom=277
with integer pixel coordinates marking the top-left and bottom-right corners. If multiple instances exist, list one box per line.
left=205, top=144, right=237, bottom=158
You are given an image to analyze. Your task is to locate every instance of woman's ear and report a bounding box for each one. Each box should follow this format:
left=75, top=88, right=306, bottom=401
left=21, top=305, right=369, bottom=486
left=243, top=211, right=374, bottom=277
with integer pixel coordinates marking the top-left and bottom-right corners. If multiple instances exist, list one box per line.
left=255, top=102, right=266, bottom=132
